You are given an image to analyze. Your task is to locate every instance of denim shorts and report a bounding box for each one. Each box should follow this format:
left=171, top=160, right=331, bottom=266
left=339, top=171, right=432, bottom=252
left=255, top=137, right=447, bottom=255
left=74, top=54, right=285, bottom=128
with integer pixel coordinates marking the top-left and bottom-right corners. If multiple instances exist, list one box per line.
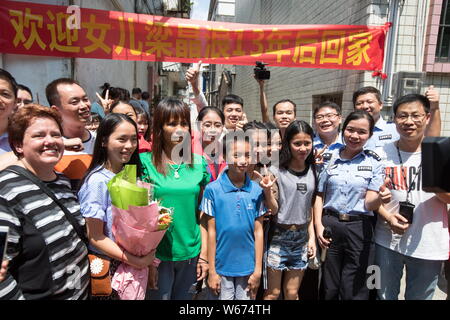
left=266, top=224, right=309, bottom=271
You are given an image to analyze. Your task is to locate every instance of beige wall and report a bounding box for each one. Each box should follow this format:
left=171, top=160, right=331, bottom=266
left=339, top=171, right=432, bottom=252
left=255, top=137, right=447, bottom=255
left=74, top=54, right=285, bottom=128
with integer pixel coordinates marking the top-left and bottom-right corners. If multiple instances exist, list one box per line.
left=231, top=0, right=450, bottom=136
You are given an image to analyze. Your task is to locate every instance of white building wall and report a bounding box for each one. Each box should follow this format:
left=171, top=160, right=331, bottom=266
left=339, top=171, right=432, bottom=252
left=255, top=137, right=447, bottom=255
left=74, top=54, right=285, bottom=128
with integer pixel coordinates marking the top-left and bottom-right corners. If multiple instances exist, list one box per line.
left=231, top=0, right=450, bottom=136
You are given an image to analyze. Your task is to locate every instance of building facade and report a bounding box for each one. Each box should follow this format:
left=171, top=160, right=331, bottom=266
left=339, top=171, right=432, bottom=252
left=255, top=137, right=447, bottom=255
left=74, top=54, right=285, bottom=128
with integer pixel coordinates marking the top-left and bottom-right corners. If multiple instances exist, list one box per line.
left=0, top=0, right=191, bottom=109
left=207, top=0, right=450, bottom=136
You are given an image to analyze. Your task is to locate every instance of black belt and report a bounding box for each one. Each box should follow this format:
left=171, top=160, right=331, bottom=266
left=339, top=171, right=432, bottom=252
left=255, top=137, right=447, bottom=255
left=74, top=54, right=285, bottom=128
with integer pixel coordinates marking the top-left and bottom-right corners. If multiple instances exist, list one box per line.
left=275, top=223, right=307, bottom=231
left=324, top=209, right=370, bottom=222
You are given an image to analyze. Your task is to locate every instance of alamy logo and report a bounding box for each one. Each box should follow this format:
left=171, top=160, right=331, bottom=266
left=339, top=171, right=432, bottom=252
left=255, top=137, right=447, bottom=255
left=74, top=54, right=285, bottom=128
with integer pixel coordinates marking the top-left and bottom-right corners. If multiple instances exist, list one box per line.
left=366, top=265, right=381, bottom=290
left=66, top=6, right=81, bottom=30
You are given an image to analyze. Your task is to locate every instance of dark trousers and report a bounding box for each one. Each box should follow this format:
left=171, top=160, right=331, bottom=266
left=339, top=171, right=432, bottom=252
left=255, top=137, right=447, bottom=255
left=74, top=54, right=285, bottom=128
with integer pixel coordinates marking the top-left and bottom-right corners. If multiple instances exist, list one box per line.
left=299, top=268, right=319, bottom=300
left=321, top=214, right=374, bottom=300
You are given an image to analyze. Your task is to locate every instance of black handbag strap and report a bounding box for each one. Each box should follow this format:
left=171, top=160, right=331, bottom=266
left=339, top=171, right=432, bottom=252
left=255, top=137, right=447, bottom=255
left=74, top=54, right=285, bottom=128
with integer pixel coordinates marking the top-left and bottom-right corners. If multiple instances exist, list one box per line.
left=5, top=165, right=89, bottom=245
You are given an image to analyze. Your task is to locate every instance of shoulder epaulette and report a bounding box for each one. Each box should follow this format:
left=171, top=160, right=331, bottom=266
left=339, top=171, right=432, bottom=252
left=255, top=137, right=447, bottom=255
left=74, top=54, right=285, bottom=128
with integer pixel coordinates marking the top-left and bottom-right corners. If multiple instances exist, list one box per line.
left=364, top=149, right=381, bottom=161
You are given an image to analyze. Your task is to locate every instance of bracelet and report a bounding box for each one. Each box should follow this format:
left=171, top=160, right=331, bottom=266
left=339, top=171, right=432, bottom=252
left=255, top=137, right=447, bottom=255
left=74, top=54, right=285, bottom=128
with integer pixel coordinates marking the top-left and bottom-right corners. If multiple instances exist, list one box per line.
left=199, top=257, right=208, bottom=264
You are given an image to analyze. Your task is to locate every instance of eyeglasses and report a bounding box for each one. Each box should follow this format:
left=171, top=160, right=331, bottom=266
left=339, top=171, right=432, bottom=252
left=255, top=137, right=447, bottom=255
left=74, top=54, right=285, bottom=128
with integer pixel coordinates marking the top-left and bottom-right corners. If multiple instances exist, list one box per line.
left=395, top=113, right=426, bottom=123
left=314, top=113, right=339, bottom=121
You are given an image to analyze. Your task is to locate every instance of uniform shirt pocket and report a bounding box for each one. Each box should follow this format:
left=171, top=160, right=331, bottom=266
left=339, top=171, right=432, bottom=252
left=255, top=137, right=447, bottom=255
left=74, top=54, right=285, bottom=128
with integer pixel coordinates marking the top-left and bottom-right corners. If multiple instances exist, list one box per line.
left=353, top=171, right=372, bottom=192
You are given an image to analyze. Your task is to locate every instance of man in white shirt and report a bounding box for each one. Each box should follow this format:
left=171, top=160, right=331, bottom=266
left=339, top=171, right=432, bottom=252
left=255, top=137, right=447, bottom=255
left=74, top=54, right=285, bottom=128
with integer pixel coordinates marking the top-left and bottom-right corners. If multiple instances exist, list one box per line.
left=375, top=93, right=450, bottom=300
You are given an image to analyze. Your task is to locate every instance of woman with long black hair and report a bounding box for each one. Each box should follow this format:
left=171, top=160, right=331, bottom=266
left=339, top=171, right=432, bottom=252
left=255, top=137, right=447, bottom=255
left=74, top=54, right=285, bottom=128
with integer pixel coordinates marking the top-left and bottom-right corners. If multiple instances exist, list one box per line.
left=78, top=113, right=156, bottom=299
left=140, top=97, right=210, bottom=300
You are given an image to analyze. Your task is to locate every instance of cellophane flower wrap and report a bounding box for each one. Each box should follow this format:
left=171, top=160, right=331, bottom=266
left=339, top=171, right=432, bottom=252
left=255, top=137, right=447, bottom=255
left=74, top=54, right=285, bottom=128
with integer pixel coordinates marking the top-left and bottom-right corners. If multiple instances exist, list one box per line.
left=108, top=165, right=173, bottom=300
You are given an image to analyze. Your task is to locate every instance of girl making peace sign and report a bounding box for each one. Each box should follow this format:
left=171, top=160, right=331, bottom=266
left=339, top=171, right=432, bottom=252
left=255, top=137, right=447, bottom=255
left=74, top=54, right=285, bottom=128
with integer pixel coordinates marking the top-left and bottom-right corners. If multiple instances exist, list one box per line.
left=264, top=120, right=318, bottom=300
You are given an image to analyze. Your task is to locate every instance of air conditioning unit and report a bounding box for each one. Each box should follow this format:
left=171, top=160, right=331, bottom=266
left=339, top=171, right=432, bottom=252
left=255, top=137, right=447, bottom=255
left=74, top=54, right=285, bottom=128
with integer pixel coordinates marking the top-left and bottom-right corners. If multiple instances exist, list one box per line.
left=391, top=71, right=426, bottom=99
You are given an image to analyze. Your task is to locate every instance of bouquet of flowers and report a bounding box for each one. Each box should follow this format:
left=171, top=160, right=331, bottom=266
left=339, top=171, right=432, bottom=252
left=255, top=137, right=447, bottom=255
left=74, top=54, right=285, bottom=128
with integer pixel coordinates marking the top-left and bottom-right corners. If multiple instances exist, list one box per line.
left=107, top=165, right=173, bottom=300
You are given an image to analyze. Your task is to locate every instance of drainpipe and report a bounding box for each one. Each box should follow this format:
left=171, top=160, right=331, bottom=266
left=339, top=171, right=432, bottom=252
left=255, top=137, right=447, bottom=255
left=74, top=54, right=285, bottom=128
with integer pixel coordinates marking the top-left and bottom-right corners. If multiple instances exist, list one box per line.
left=416, top=0, right=429, bottom=70
left=381, top=0, right=404, bottom=108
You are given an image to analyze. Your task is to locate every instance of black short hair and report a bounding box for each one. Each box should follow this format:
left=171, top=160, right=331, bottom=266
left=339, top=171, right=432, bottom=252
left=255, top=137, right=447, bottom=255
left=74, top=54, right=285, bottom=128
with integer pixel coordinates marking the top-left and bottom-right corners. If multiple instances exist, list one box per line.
left=273, top=99, right=296, bottom=116
left=197, top=106, right=225, bottom=124
left=313, top=101, right=342, bottom=117
left=0, top=68, right=18, bottom=98
left=142, top=91, right=150, bottom=100
left=221, top=94, right=244, bottom=109
left=46, top=78, right=81, bottom=107
left=393, top=94, right=431, bottom=115
left=342, top=110, right=375, bottom=137
left=132, top=88, right=142, bottom=95
left=242, top=120, right=267, bottom=132
left=17, top=84, right=33, bottom=101
left=352, top=86, right=382, bottom=106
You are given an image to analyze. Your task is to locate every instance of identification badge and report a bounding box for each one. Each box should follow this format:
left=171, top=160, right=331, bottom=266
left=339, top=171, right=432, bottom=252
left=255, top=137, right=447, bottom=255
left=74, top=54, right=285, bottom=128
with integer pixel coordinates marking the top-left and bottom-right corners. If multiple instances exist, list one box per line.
left=358, top=166, right=372, bottom=171
left=379, top=134, right=392, bottom=140
left=297, top=183, right=307, bottom=194
left=322, top=152, right=332, bottom=161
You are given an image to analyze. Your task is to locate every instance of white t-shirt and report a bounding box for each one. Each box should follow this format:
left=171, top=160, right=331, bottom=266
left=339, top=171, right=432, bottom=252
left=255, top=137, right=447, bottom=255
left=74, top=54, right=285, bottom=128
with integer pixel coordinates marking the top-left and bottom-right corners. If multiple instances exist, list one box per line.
left=375, top=142, right=449, bottom=260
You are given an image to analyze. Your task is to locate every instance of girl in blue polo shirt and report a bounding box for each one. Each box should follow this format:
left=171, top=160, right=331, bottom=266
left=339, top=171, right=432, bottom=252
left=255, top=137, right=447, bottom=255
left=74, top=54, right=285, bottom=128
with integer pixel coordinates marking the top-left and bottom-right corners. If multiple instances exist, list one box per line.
left=201, top=132, right=277, bottom=300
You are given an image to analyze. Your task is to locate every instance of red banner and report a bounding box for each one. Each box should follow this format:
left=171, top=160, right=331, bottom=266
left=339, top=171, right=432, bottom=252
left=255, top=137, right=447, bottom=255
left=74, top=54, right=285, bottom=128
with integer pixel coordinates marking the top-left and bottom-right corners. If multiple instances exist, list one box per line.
left=0, top=0, right=390, bottom=71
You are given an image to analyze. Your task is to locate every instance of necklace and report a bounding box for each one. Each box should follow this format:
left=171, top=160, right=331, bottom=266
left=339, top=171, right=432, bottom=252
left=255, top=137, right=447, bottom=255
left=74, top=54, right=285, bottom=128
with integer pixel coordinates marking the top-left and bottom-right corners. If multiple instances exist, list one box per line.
left=172, top=162, right=183, bottom=179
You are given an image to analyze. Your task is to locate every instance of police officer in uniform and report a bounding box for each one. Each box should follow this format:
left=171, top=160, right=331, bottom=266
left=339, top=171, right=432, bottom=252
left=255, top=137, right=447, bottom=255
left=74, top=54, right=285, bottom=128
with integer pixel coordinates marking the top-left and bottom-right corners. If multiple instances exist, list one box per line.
left=314, top=110, right=385, bottom=300
left=352, top=86, right=399, bottom=151
left=353, top=86, right=441, bottom=151
left=312, top=101, right=345, bottom=173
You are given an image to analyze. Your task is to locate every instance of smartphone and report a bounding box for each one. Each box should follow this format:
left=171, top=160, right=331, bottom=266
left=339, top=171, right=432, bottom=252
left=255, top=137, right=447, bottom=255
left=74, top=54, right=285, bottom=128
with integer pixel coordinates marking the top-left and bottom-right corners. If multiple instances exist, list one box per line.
left=399, top=201, right=415, bottom=224
left=0, top=226, right=9, bottom=260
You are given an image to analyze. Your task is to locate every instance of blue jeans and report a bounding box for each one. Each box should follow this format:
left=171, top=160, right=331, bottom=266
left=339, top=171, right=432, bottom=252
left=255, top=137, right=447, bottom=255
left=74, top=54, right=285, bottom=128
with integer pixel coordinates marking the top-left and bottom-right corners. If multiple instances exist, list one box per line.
left=219, top=275, right=251, bottom=300
left=146, top=256, right=198, bottom=300
left=267, top=225, right=309, bottom=271
left=375, top=244, right=443, bottom=300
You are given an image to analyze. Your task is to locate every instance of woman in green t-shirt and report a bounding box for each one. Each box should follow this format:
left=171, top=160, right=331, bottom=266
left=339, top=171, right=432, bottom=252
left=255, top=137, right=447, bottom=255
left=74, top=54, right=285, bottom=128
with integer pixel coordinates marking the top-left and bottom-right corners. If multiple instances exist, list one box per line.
left=140, top=97, right=210, bottom=300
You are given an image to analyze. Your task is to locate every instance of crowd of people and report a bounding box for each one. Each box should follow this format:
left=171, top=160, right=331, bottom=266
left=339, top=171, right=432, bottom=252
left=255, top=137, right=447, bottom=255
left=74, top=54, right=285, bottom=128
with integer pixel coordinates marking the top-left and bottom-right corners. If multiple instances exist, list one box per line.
left=0, top=64, right=449, bottom=301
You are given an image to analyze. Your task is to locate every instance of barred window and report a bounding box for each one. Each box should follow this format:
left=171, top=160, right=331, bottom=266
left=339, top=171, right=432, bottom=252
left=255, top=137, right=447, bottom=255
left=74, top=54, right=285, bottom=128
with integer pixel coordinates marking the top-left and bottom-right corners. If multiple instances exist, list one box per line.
left=436, top=0, right=450, bottom=62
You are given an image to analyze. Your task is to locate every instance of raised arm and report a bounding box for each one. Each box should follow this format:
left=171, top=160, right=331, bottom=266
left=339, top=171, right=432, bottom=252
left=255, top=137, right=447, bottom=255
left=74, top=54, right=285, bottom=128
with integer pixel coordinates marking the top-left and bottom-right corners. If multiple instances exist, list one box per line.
left=186, top=61, right=207, bottom=113
left=425, top=85, right=441, bottom=137
left=255, top=76, right=270, bottom=123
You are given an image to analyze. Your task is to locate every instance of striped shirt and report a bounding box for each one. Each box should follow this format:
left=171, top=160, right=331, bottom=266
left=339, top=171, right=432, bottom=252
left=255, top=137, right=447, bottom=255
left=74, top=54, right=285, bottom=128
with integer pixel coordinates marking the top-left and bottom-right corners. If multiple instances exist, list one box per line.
left=0, top=169, right=89, bottom=300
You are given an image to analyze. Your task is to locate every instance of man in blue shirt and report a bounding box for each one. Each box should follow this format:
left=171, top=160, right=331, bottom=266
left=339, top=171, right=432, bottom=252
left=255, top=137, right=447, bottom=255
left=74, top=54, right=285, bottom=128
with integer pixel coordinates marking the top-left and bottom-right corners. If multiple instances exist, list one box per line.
left=353, top=86, right=441, bottom=150
left=313, top=101, right=345, bottom=173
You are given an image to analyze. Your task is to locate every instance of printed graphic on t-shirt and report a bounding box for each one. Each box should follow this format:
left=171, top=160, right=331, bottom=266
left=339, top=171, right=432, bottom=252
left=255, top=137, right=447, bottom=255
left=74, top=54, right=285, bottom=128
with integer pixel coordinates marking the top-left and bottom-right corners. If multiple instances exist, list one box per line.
left=384, top=166, right=421, bottom=191
left=297, top=183, right=307, bottom=194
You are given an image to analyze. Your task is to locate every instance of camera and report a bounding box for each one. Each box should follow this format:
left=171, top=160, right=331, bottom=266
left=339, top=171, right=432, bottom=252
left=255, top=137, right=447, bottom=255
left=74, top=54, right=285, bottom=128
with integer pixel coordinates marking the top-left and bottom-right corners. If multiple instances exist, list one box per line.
left=399, top=201, right=415, bottom=224
left=254, top=61, right=270, bottom=80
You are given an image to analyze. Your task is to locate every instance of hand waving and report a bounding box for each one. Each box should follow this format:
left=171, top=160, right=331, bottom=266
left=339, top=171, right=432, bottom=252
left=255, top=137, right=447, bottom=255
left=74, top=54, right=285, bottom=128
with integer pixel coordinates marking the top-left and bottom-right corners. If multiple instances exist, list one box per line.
left=96, top=89, right=112, bottom=114
left=314, top=146, right=328, bottom=165
left=253, top=165, right=277, bottom=191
